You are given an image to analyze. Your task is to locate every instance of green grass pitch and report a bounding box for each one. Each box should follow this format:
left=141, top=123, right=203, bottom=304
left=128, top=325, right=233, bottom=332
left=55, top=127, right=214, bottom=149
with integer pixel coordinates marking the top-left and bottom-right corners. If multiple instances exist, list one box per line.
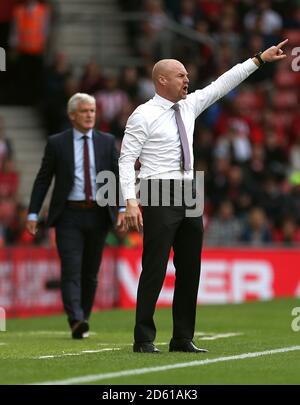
left=0, top=298, right=300, bottom=385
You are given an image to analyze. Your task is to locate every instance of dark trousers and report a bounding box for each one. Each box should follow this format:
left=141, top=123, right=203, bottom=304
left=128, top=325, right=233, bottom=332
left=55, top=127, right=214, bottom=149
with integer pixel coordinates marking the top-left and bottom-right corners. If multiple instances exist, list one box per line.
left=134, top=181, right=204, bottom=343
left=55, top=206, right=110, bottom=324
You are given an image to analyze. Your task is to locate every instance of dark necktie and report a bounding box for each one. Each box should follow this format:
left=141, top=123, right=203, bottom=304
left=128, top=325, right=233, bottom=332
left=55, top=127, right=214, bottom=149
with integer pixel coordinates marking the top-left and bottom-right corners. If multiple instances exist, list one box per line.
left=82, top=135, right=93, bottom=201
left=172, top=103, right=191, bottom=171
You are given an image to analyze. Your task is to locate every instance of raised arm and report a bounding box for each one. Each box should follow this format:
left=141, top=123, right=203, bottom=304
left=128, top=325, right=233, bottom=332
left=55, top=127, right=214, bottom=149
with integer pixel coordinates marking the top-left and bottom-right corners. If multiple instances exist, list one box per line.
left=190, top=39, right=289, bottom=117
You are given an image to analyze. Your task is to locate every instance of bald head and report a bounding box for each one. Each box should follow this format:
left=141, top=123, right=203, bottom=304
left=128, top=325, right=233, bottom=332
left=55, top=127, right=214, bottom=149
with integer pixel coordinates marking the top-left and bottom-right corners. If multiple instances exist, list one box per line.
left=152, top=59, right=185, bottom=84
left=152, top=59, right=189, bottom=102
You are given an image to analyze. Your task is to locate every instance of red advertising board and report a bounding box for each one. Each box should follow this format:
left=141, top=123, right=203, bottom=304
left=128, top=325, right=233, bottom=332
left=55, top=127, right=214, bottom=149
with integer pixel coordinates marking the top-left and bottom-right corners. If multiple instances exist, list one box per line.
left=117, top=247, right=300, bottom=307
left=0, top=247, right=118, bottom=317
left=0, top=247, right=300, bottom=317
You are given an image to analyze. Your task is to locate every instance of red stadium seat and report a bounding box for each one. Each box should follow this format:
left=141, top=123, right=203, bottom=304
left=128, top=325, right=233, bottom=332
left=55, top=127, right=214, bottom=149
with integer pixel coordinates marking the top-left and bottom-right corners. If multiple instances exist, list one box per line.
left=274, top=70, right=299, bottom=88
left=272, top=111, right=294, bottom=131
left=234, top=89, right=265, bottom=110
left=283, top=29, right=300, bottom=47
left=272, top=91, right=298, bottom=110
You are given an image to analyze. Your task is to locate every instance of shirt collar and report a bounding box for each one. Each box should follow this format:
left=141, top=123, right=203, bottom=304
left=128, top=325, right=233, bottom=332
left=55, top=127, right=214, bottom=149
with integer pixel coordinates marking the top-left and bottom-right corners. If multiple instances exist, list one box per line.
left=153, top=93, right=175, bottom=110
left=73, top=128, right=93, bottom=140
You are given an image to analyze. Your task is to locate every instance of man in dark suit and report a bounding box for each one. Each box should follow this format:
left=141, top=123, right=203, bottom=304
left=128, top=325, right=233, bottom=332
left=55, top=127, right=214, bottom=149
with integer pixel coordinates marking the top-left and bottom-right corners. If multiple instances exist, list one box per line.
left=26, top=93, right=124, bottom=339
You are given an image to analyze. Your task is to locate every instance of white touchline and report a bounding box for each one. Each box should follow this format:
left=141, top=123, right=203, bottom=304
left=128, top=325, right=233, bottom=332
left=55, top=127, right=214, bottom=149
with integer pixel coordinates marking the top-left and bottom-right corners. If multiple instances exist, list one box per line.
left=31, top=346, right=300, bottom=385
left=33, top=348, right=120, bottom=359
left=194, top=332, right=243, bottom=340
left=13, top=331, right=97, bottom=336
left=96, top=330, right=243, bottom=346
left=199, top=333, right=243, bottom=341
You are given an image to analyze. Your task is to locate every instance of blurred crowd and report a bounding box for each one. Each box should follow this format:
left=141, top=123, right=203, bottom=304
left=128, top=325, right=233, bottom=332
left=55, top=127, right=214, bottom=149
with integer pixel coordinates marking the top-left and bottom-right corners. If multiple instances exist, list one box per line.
left=0, top=0, right=300, bottom=247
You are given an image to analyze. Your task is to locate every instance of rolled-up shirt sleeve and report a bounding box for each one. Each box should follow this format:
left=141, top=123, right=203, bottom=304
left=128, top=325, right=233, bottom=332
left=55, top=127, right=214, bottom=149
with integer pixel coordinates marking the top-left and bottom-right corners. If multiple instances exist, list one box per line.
left=119, top=111, right=148, bottom=201
left=188, top=58, right=258, bottom=117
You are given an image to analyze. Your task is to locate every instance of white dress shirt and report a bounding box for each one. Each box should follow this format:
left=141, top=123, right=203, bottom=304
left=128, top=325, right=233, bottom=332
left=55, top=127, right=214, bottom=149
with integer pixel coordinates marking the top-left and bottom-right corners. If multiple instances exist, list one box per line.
left=120, top=58, right=258, bottom=201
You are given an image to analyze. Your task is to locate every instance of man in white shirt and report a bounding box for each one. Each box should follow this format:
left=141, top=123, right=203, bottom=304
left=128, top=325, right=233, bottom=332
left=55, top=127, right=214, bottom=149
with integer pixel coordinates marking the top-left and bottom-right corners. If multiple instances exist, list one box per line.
left=119, top=40, right=288, bottom=353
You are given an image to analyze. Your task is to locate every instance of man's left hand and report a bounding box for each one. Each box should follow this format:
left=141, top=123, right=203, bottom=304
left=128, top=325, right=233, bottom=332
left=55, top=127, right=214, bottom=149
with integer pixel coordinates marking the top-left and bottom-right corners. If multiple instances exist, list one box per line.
left=261, top=39, right=289, bottom=63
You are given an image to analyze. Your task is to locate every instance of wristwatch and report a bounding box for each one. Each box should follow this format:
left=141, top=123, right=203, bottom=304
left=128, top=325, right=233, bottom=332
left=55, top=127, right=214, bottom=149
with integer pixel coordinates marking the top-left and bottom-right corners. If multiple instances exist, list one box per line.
left=254, top=51, right=265, bottom=66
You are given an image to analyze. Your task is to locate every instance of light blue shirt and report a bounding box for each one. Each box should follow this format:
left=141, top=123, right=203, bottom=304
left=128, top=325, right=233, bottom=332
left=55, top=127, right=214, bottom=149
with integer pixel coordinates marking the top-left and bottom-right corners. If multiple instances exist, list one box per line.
left=68, top=128, right=97, bottom=201
left=28, top=128, right=97, bottom=221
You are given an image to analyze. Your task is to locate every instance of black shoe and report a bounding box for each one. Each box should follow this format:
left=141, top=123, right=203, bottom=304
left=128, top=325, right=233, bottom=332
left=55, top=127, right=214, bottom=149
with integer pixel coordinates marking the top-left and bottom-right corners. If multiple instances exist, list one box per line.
left=169, top=339, right=208, bottom=353
left=133, top=342, right=160, bottom=353
left=71, top=320, right=89, bottom=339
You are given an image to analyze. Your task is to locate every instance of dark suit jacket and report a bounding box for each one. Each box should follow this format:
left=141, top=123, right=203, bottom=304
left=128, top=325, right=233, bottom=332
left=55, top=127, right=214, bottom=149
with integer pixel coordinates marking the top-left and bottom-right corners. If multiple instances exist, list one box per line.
left=28, top=128, right=119, bottom=227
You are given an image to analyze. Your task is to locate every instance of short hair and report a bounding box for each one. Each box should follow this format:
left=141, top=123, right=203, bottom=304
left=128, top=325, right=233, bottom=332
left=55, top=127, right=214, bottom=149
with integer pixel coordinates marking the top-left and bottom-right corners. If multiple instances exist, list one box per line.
left=67, top=93, right=96, bottom=114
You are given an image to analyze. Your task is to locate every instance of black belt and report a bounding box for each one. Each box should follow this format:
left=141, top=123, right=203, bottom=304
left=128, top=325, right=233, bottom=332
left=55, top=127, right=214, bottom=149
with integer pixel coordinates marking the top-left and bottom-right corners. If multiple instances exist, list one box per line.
left=67, top=200, right=98, bottom=209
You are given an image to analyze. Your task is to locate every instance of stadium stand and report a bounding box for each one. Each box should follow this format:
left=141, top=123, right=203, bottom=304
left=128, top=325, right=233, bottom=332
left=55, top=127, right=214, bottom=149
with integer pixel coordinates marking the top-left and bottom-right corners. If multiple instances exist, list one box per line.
left=0, top=0, right=299, bottom=247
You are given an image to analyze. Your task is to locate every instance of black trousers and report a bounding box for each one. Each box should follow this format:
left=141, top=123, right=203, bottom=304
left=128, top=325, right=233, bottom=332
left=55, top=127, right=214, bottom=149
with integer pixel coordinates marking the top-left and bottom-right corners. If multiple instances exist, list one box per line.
left=55, top=205, right=110, bottom=324
left=134, top=180, right=204, bottom=343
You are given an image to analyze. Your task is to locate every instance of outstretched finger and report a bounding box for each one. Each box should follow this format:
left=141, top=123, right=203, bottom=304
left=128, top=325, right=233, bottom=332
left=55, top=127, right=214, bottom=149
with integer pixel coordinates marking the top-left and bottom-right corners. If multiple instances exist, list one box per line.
left=275, top=54, right=287, bottom=60
left=276, top=39, right=289, bottom=49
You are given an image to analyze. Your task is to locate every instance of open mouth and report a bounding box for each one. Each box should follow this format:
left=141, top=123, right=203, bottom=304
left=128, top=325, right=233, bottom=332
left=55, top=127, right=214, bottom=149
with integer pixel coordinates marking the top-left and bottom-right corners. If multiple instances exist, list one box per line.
left=183, top=85, right=188, bottom=92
